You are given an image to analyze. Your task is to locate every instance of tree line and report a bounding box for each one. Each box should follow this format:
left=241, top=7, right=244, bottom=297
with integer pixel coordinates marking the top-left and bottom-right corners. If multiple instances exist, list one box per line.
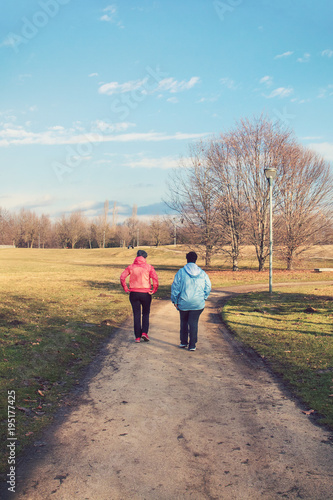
left=0, top=201, right=180, bottom=250
left=166, top=115, right=332, bottom=270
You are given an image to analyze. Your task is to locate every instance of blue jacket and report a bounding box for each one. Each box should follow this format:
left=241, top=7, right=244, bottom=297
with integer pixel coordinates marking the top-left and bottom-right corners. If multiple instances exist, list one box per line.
left=171, top=263, right=212, bottom=311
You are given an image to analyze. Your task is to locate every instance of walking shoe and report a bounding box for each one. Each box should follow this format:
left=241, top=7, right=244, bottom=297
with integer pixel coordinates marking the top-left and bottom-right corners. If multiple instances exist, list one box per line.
left=179, top=344, right=188, bottom=348
left=189, top=347, right=196, bottom=351
left=135, top=338, right=141, bottom=343
left=141, top=333, right=149, bottom=342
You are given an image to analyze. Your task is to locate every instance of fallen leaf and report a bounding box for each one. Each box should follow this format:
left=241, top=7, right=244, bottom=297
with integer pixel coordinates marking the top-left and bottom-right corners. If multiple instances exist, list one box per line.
left=302, top=409, right=315, bottom=415
left=37, top=390, right=44, bottom=397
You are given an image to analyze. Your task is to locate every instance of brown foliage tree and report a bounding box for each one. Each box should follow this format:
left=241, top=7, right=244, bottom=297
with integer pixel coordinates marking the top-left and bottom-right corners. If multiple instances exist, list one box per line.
left=166, top=142, right=224, bottom=265
left=275, top=144, right=332, bottom=269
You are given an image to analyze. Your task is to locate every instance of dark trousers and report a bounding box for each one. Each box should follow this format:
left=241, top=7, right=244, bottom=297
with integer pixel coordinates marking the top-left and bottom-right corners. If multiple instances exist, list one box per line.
left=179, top=309, right=204, bottom=348
left=129, top=292, right=152, bottom=338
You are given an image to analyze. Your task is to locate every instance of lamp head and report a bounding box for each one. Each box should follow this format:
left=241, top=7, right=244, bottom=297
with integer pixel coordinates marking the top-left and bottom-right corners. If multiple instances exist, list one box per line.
left=264, top=167, right=277, bottom=180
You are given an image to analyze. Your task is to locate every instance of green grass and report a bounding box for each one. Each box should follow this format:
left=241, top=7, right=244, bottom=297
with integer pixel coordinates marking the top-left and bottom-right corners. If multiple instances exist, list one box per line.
left=0, top=246, right=332, bottom=475
left=222, top=285, right=333, bottom=428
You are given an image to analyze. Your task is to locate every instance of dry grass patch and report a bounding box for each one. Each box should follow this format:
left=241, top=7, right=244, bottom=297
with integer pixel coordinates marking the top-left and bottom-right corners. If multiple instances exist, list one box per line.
left=223, top=285, right=333, bottom=428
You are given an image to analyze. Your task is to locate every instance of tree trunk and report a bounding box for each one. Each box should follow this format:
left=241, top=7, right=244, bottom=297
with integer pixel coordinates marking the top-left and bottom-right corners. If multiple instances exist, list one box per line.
left=258, top=255, right=266, bottom=271
left=232, top=259, right=239, bottom=271
left=205, top=244, right=212, bottom=266
left=286, top=249, right=294, bottom=270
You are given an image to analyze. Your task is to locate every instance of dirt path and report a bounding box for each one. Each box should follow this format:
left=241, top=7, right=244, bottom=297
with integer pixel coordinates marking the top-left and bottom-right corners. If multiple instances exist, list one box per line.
left=3, top=282, right=333, bottom=499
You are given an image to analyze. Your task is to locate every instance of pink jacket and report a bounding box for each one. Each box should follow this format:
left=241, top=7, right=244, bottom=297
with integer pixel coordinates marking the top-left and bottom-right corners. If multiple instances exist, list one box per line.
left=120, top=256, right=159, bottom=294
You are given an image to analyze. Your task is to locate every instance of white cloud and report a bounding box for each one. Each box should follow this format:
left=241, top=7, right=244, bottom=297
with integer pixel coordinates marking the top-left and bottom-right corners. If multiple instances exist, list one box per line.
left=274, top=51, right=293, bottom=59
left=317, top=84, right=333, bottom=99
left=93, top=159, right=113, bottom=165
left=220, top=77, right=239, bottom=90
left=321, top=49, right=333, bottom=58
left=99, top=5, right=124, bottom=28
left=156, top=77, right=200, bottom=93
left=98, top=78, right=148, bottom=95
left=308, top=142, right=333, bottom=162
left=91, top=120, right=135, bottom=132
left=167, top=97, right=178, bottom=103
left=266, top=87, right=293, bottom=99
left=0, top=123, right=209, bottom=147
left=89, top=73, right=98, bottom=77
left=123, top=155, right=181, bottom=170
left=100, top=5, right=117, bottom=22
left=2, top=193, right=54, bottom=211
left=197, top=93, right=219, bottom=103
left=68, top=200, right=98, bottom=212
left=260, top=75, right=273, bottom=87
left=98, top=76, right=200, bottom=97
left=297, top=52, right=310, bottom=63
left=302, top=136, right=323, bottom=141
left=48, top=125, right=65, bottom=131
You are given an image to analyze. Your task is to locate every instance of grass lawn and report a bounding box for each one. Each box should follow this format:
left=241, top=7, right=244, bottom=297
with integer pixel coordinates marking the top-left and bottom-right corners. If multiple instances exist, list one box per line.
left=222, top=285, right=333, bottom=429
left=0, top=245, right=332, bottom=475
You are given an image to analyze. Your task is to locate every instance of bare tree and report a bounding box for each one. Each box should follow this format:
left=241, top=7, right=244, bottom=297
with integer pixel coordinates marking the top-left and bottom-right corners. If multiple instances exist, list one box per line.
left=126, top=204, right=139, bottom=247
left=275, top=144, right=332, bottom=269
left=112, top=201, right=118, bottom=228
left=116, top=223, right=130, bottom=247
left=102, top=200, right=109, bottom=248
left=229, top=116, right=293, bottom=271
left=67, top=211, right=86, bottom=248
left=38, top=214, right=52, bottom=248
left=166, top=142, right=222, bottom=265
left=56, top=215, right=70, bottom=248
left=0, top=207, right=12, bottom=245
left=56, top=211, right=86, bottom=249
left=14, top=209, right=39, bottom=248
left=149, top=216, right=171, bottom=246
left=208, top=137, right=246, bottom=270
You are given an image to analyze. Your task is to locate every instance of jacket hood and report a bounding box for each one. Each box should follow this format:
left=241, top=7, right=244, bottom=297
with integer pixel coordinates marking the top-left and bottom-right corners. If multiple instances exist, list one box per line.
left=133, top=256, right=147, bottom=266
left=184, top=263, right=201, bottom=277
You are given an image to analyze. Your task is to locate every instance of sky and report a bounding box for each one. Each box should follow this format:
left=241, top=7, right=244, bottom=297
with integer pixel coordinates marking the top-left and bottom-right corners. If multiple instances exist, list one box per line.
left=1, top=0, right=332, bottom=222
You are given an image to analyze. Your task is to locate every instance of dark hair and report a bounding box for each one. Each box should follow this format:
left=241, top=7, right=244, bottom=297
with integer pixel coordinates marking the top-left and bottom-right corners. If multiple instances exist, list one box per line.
left=186, top=251, right=197, bottom=263
left=137, top=249, right=148, bottom=258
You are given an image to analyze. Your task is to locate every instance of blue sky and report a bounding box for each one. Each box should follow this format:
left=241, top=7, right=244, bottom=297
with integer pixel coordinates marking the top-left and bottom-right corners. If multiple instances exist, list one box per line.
left=1, top=0, right=332, bottom=222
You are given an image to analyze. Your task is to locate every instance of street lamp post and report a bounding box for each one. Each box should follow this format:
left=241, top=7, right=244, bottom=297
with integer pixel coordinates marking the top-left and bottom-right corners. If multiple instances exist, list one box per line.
left=264, top=168, right=277, bottom=294
left=172, top=217, right=177, bottom=246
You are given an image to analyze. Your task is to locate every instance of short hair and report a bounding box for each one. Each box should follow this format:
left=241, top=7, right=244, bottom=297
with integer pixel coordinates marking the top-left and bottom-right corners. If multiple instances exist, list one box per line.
left=186, top=251, right=197, bottom=263
left=137, top=249, right=148, bottom=258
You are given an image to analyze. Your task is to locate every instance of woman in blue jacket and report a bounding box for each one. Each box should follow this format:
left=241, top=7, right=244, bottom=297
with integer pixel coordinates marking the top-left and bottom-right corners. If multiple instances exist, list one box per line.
left=171, top=251, right=211, bottom=351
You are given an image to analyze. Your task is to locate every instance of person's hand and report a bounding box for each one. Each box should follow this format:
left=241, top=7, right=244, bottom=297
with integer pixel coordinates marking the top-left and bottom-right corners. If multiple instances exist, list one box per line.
left=148, top=290, right=154, bottom=295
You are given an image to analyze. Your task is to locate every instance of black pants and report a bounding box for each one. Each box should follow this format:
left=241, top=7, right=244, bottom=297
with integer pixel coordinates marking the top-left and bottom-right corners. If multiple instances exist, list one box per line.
left=129, top=292, right=152, bottom=338
left=179, top=309, right=204, bottom=349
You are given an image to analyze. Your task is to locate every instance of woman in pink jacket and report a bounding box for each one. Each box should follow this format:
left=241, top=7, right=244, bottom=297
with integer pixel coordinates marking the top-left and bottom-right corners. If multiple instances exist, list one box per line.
left=120, top=250, right=159, bottom=343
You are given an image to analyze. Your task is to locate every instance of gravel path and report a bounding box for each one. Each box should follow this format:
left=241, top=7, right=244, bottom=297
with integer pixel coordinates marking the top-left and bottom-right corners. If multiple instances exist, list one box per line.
left=2, top=282, right=333, bottom=499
